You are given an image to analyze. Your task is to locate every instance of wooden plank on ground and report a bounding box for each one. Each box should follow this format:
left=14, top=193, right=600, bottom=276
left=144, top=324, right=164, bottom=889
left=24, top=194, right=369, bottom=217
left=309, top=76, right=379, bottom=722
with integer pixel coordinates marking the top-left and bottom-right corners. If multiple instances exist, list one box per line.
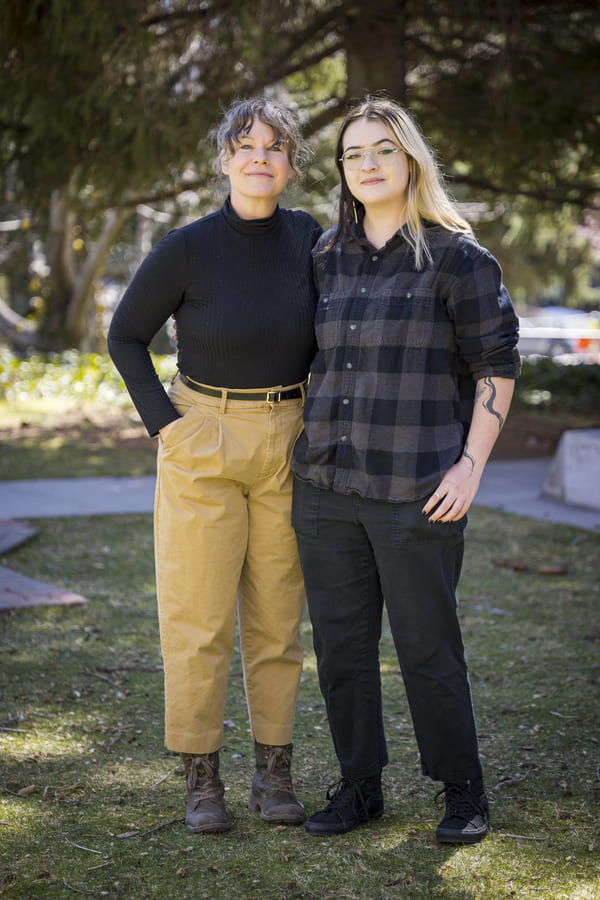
left=0, top=564, right=88, bottom=610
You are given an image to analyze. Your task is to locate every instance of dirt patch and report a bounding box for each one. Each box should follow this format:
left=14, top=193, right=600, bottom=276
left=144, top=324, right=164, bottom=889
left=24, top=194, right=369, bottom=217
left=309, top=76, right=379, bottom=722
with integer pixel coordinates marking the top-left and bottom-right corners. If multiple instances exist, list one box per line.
left=5, top=409, right=156, bottom=458
left=6, top=407, right=567, bottom=463
left=491, top=410, right=567, bottom=460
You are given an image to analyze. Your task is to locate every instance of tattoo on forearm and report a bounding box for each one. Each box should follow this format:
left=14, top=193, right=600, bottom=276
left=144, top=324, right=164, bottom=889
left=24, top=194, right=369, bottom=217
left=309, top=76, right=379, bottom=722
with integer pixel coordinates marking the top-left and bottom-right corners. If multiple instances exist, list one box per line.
left=462, top=440, right=475, bottom=473
left=476, top=377, right=505, bottom=432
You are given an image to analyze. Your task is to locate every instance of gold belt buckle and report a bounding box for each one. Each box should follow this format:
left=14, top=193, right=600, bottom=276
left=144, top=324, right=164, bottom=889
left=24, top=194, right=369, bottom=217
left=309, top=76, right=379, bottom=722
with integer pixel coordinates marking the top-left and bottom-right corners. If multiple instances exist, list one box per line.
left=266, top=390, right=282, bottom=403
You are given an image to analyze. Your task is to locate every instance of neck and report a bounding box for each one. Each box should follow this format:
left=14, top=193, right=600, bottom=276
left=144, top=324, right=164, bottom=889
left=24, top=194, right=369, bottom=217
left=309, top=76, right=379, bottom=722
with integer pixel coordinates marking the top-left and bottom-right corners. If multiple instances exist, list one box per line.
left=362, top=203, right=406, bottom=250
left=229, top=192, right=279, bottom=221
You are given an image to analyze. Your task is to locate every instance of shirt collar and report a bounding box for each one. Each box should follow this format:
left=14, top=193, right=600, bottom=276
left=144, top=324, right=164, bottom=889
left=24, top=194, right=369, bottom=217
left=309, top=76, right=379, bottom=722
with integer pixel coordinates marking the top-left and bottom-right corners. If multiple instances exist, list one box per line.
left=345, top=217, right=405, bottom=254
left=344, top=216, right=439, bottom=254
left=221, top=194, right=282, bottom=236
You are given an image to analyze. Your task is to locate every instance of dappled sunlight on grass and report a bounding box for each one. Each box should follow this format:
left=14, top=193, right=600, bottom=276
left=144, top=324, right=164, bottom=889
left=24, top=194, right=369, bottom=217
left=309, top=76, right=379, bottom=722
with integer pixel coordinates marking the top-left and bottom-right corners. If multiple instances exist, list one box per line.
left=2, top=504, right=599, bottom=897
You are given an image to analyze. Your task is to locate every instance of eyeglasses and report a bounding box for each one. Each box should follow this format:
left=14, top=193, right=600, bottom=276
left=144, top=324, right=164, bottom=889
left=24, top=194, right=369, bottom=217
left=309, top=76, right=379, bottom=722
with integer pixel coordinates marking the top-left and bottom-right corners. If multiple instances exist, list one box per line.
left=339, top=145, right=402, bottom=170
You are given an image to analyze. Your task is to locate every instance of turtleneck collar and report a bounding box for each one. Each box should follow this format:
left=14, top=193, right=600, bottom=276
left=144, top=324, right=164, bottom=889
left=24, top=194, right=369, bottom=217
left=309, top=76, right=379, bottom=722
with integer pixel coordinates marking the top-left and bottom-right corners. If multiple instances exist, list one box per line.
left=221, top=195, right=282, bottom=236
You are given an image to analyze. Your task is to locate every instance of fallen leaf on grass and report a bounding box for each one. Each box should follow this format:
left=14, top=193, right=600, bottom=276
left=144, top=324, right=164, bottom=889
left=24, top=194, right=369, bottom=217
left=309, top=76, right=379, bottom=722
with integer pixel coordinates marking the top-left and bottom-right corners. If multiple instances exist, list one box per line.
left=493, top=557, right=530, bottom=571
left=492, top=558, right=568, bottom=575
left=16, top=785, right=36, bottom=796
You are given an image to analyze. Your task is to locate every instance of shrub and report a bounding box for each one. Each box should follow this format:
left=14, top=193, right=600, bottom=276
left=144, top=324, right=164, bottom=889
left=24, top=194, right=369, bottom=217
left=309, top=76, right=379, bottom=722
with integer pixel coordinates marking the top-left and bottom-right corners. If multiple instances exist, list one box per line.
left=0, top=348, right=176, bottom=408
left=514, top=358, right=600, bottom=417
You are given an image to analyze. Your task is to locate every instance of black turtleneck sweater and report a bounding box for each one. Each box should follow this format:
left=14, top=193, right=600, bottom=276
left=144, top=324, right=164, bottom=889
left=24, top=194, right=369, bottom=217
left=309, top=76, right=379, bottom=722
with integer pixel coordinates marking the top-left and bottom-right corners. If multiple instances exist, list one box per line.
left=108, top=197, right=322, bottom=436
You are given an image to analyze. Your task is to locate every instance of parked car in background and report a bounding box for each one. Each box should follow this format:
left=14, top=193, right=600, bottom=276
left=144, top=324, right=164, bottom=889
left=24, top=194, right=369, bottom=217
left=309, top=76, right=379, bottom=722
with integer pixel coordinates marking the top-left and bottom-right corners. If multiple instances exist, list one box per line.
left=518, top=306, right=600, bottom=363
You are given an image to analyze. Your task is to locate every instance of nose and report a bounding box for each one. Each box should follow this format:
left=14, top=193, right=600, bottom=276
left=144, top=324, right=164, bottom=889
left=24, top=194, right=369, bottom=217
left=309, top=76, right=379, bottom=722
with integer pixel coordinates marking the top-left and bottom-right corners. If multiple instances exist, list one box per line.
left=360, top=150, right=378, bottom=170
left=253, top=145, right=269, bottom=163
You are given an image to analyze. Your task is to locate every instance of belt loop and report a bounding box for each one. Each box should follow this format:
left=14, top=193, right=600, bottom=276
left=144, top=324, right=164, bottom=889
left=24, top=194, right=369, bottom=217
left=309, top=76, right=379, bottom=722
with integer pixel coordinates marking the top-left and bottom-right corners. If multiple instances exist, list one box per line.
left=299, top=381, right=306, bottom=404
left=219, top=389, right=228, bottom=414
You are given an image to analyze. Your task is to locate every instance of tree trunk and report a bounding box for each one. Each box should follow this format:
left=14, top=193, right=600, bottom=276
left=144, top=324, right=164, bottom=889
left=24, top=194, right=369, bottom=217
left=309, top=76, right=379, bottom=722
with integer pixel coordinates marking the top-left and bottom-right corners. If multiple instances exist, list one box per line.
left=66, top=206, right=133, bottom=350
left=344, top=0, right=408, bottom=101
left=44, top=183, right=78, bottom=344
left=0, top=295, right=51, bottom=352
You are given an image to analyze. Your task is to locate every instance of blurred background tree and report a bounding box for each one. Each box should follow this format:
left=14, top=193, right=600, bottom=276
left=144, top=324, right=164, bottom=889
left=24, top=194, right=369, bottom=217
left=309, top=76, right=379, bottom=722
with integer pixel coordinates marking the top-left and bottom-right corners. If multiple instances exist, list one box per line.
left=1, top=0, right=599, bottom=351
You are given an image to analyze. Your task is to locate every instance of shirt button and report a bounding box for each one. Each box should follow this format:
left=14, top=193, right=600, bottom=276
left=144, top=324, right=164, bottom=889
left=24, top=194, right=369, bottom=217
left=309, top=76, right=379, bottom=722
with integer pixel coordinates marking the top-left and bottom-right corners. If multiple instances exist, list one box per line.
left=346, top=362, right=352, bottom=369
left=322, top=296, right=328, bottom=304
left=372, top=255, right=378, bottom=261
left=340, top=435, right=347, bottom=442
left=349, top=323, right=357, bottom=331
left=360, top=287, right=366, bottom=294
left=406, top=292, right=412, bottom=299
left=342, top=398, right=349, bottom=405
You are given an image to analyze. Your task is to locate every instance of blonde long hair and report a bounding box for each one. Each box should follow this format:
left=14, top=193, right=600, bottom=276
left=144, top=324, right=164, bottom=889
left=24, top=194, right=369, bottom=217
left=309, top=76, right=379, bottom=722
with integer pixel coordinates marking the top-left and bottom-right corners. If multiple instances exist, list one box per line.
left=329, top=97, right=472, bottom=268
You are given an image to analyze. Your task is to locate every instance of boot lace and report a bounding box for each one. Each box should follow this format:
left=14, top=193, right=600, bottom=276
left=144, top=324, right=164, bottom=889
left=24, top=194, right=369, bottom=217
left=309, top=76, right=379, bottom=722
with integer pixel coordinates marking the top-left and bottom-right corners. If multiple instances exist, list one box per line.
left=264, top=746, right=294, bottom=792
left=324, top=778, right=369, bottom=819
left=435, top=783, right=486, bottom=820
left=186, top=755, right=221, bottom=801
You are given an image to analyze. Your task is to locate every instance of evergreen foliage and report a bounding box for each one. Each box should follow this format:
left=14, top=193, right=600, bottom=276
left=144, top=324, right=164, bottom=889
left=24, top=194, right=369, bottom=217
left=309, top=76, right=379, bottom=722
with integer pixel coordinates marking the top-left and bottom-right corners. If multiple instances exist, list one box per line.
left=1, top=0, right=598, bottom=349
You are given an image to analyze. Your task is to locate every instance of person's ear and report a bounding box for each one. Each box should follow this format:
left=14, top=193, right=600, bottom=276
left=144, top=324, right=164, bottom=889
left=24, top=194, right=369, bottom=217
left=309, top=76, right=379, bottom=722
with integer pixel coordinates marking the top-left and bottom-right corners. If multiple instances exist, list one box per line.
left=220, top=152, right=230, bottom=175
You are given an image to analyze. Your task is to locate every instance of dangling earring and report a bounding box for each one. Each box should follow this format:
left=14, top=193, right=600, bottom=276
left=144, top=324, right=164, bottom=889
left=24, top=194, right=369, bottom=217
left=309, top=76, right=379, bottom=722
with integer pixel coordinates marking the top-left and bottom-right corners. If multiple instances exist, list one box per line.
left=352, top=199, right=359, bottom=225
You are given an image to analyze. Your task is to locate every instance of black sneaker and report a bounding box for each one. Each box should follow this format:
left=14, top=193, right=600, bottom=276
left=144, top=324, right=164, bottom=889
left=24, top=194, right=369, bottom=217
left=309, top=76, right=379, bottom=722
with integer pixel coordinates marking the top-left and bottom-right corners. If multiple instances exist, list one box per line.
left=435, top=782, right=489, bottom=844
left=304, top=776, right=384, bottom=836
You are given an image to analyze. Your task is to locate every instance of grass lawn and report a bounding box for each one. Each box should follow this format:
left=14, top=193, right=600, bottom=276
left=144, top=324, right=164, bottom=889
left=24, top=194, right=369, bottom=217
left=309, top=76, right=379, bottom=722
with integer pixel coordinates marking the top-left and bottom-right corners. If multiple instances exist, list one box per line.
left=1, top=506, right=599, bottom=898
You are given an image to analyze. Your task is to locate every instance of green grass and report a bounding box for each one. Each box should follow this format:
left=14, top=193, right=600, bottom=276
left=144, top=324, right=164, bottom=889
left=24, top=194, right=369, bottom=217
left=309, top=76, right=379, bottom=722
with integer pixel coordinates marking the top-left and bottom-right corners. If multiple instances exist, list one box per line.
left=0, top=349, right=168, bottom=480
left=1, top=508, right=599, bottom=899
left=0, top=407, right=158, bottom=480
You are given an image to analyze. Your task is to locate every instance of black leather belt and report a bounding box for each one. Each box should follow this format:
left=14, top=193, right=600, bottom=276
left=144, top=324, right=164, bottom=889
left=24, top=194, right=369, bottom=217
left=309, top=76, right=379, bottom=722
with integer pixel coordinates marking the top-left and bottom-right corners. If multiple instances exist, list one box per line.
left=180, top=373, right=305, bottom=403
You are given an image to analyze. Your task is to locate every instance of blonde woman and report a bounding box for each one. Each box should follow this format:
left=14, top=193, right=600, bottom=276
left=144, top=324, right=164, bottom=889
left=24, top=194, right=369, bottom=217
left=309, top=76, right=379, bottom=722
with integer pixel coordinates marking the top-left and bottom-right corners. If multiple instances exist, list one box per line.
left=292, top=96, right=520, bottom=842
left=109, top=98, right=322, bottom=833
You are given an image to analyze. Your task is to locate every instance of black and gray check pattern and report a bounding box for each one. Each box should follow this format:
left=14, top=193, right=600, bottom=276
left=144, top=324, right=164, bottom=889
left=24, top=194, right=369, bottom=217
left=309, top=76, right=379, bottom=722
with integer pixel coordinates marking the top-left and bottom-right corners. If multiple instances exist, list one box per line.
left=292, top=223, right=521, bottom=502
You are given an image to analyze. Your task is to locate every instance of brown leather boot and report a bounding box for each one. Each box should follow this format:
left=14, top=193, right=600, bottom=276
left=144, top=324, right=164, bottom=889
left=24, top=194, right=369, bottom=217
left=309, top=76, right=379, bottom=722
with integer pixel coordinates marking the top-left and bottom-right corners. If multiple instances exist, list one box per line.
left=248, top=741, right=305, bottom=825
left=182, top=751, right=230, bottom=833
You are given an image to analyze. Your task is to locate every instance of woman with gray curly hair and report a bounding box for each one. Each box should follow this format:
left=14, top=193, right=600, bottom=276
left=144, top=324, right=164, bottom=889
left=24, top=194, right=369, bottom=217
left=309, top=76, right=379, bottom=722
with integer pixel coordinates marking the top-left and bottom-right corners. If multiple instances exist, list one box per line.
left=109, top=98, right=322, bottom=834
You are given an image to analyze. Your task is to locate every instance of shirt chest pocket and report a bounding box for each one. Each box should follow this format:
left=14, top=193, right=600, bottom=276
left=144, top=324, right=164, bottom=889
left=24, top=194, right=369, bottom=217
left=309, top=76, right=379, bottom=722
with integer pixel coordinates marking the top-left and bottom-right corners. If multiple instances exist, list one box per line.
left=315, top=292, right=347, bottom=350
left=373, top=289, right=435, bottom=348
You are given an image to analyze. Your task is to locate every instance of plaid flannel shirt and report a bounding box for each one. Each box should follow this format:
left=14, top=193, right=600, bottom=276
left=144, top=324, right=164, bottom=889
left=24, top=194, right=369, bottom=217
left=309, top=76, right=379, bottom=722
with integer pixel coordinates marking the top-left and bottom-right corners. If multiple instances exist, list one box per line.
left=292, top=222, right=521, bottom=502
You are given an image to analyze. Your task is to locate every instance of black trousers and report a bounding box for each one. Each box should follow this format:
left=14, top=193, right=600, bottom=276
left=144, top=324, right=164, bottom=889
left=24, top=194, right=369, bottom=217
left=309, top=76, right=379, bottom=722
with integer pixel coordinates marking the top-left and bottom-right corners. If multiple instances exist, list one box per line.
left=292, top=477, right=483, bottom=785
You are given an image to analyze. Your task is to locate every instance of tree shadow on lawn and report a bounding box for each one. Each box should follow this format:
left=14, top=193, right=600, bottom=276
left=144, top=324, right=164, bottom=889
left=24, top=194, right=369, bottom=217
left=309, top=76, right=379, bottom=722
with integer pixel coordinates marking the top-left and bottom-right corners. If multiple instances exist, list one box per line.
left=1, top=507, right=599, bottom=898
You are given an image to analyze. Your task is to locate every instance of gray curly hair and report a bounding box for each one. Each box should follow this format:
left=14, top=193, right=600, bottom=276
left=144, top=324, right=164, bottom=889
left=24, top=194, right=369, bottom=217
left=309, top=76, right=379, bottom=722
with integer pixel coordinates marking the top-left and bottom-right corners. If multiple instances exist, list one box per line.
left=213, top=97, right=305, bottom=176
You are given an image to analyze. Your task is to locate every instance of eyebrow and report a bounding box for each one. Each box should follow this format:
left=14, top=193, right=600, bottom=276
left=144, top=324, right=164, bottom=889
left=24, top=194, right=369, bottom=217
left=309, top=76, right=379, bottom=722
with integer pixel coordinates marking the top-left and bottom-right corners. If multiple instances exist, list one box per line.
left=236, top=134, right=284, bottom=145
left=342, top=138, right=397, bottom=151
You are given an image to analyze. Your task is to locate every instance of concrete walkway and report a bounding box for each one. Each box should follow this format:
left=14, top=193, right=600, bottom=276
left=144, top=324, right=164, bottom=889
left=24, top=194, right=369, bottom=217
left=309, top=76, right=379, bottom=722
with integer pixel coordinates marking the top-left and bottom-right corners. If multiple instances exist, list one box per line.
left=0, top=475, right=156, bottom=519
left=474, top=459, right=600, bottom=531
left=1, top=460, right=599, bottom=530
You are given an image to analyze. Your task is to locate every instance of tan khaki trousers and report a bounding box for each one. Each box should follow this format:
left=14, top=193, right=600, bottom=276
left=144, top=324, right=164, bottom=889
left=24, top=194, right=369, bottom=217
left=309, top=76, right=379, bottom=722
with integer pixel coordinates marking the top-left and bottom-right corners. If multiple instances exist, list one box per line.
left=154, top=376, right=306, bottom=755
